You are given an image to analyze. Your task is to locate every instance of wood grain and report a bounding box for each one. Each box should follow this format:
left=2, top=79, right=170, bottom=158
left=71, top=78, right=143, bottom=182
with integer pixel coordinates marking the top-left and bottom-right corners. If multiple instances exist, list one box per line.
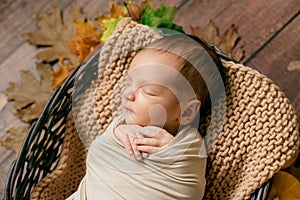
left=174, top=0, right=300, bottom=62
left=173, top=0, right=300, bottom=122
left=246, top=14, right=300, bottom=121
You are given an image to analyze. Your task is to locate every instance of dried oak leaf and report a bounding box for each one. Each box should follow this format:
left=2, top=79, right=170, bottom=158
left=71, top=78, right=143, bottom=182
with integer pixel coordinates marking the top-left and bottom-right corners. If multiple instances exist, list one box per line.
left=3, top=63, right=52, bottom=123
left=191, top=20, right=245, bottom=62
left=24, top=4, right=84, bottom=64
left=0, top=126, right=29, bottom=159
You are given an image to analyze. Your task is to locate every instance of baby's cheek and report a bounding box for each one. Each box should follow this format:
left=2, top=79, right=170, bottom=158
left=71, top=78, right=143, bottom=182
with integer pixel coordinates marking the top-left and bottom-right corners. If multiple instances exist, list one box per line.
left=148, top=104, right=168, bottom=127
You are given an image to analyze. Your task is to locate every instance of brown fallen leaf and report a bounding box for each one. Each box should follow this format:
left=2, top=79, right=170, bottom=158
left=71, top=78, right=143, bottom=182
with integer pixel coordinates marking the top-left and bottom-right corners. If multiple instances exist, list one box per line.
left=287, top=60, right=300, bottom=71
left=3, top=63, right=52, bottom=123
left=0, top=126, right=29, bottom=159
left=24, top=4, right=84, bottom=64
left=191, top=20, right=245, bottom=62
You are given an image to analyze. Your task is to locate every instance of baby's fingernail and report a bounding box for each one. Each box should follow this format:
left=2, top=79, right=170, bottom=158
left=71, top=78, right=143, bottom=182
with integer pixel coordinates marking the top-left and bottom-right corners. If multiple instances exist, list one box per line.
left=136, top=154, right=142, bottom=160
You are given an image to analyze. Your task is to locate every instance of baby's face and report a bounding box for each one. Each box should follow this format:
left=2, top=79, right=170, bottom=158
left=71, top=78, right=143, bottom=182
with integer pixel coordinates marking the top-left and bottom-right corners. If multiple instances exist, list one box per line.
left=122, top=50, right=183, bottom=134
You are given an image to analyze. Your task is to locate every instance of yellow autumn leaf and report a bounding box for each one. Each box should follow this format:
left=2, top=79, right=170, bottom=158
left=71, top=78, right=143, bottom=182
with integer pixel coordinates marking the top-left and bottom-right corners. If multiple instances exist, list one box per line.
left=68, top=3, right=127, bottom=63
left=101, top=17, right=123, bottom=42
left=95, top=3, right=125, bottom=29
left=95, top=15, right=109, bottom=31
left=268, top=171, right=300, bottom=200
left=69, top=20, right=102, bottom=63
left=110, top=3, right=125, bottom=18
left=96, top=3, right=127, bottom=41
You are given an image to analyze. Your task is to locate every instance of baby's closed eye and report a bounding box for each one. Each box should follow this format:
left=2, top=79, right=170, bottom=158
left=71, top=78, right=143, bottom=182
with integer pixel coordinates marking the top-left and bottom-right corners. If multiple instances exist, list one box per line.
left=141, top=86, right=158, bottom=96
left=141, top=84, right=167, bottom=97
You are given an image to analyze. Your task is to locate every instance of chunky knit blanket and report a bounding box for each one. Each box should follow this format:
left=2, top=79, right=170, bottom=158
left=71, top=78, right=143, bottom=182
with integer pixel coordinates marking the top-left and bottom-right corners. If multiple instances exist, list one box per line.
left=30, top=18, right=299, bottom=200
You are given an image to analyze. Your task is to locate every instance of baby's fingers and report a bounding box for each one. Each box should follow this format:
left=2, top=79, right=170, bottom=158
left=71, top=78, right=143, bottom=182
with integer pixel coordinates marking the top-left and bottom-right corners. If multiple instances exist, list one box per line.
left=121, top=135, right=135, bottom=158
left=134, top=138, right=161, bottom=154
left=136, top=145, right=160, bottom=154
left=135, top=132, right=148, bottom=158
left=129, top=137, right=142, bottom=160
left=134, top=138, right=160, bottom=147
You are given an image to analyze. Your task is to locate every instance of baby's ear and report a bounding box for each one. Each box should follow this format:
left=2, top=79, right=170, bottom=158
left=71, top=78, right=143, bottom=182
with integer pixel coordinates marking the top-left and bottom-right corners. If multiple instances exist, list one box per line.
left=181, top=99, right=201, bottom=125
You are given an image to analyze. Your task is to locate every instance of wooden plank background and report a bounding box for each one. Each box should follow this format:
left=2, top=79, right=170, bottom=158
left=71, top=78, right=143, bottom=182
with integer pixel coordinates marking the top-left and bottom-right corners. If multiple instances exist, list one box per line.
left=0, top=0, right=299, bottom=198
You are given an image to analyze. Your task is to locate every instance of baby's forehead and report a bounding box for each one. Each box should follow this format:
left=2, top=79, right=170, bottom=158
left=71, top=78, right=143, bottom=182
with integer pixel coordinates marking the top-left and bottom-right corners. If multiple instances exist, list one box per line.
left=127, top=64, right=179, bottom=83
left=127, top=63, right=196, bottom=102
left=129, top=49, right=183, bottom=71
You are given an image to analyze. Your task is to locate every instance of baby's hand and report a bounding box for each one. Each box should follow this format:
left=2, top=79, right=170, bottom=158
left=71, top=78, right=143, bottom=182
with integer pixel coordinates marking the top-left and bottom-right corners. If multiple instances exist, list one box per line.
left=133, top=126, right=174, bottom=154
left=114, top=124, right=144, bottom=160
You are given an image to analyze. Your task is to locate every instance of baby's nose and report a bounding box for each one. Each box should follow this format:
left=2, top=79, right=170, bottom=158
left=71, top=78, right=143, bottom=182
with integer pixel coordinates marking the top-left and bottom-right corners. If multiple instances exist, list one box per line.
left=122, top=86, right=135, bottom=101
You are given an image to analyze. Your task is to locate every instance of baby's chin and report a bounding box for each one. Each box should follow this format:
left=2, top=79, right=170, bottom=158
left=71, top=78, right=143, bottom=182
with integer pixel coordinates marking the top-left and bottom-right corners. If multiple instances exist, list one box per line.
left=123, top=116, right=149, bottom=126
left=125, top=118, right=166, bottom=129
left=124, top=118, right=148, bottom=127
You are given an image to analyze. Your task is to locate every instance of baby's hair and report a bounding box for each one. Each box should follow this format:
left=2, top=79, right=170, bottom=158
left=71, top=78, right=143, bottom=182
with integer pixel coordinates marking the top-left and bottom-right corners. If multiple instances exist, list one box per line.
left=142, top=34, right=226, bottom=136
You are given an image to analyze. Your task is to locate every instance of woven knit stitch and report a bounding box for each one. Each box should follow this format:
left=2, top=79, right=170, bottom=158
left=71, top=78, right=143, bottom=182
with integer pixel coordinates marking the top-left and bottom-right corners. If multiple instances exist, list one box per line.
left=204, top=61, right=299, bottom=200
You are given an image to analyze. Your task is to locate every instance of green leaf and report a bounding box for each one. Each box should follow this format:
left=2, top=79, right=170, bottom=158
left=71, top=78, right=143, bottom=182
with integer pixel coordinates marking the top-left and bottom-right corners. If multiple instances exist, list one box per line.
left=100, top=17, right=123, bottom=42
left=141, top=4, right=183, bottom=33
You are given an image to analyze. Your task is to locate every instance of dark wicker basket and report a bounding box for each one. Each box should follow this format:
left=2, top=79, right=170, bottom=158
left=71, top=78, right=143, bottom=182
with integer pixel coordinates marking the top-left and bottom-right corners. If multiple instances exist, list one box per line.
left=4, top=45, right=271, bottom=200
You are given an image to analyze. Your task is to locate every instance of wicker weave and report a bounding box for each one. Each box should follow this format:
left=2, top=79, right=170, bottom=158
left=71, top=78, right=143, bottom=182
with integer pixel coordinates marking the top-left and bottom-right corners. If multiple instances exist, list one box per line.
left=4, top=18, right=299, bottom=200
left=30, top=114, right=86, bottom=199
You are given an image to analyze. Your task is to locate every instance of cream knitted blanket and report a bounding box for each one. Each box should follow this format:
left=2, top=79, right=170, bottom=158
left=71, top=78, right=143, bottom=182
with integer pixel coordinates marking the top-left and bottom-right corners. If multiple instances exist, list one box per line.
left=66, top=115, right=207, bottom=200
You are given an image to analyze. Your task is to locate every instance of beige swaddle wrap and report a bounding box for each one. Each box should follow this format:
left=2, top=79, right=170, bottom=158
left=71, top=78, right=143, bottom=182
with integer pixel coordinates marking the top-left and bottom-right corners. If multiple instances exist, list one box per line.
left=67, top=115, right=207, bottom=200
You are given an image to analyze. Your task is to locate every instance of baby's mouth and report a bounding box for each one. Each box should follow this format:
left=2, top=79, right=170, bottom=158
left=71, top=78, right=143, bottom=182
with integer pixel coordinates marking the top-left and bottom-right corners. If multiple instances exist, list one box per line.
left=123, top=105, right=133, bottom=113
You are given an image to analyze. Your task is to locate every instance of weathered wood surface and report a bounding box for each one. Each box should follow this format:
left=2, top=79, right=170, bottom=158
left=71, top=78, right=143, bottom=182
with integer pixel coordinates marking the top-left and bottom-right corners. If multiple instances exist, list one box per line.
left=0, top=0, right=299, bottom=198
